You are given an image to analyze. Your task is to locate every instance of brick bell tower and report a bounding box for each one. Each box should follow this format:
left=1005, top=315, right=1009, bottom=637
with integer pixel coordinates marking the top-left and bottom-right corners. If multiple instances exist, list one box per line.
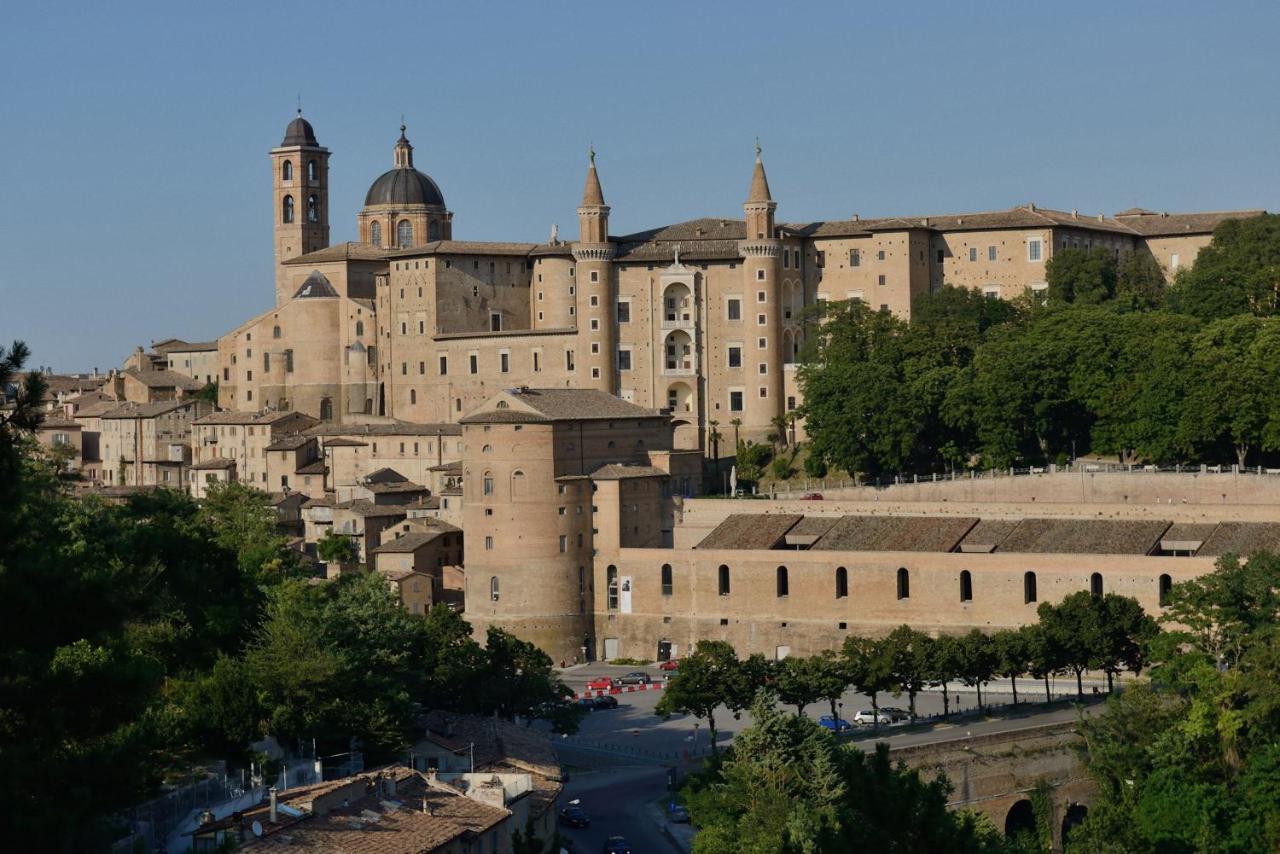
left=271, top=109, right=331, bottom=306
left=738, top=142, right=783, bottom=440
left=573, top=148, right=617, bottom=394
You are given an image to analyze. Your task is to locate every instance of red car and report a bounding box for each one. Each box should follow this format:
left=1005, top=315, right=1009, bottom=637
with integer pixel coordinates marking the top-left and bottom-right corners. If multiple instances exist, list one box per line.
left=801, top=493, right=824, bottom=501
left=658, top=659, right=680, bottom=672
left=585, top=676, right=616, bottom=691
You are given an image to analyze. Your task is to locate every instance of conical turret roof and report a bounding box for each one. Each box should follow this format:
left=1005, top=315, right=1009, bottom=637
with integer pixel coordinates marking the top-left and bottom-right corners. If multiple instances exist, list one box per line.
left=581, top=149, right=606, bottom=207
left=747, top=153, right=772, bottom=204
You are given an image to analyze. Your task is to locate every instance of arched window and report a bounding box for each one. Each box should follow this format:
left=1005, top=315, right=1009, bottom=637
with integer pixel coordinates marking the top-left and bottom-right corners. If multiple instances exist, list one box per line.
left=281, top=160, right=293, bottom=181
left=307, top=159, right=317, bottom=181
left=307, top=194, right=319, bottom=223
left=272, top=325, right=281, bottom=339
left=718, top=565, right=730, bottom=596
left=1024, top=571, right=1038, bottom=604
left=896, top=567, right=910, bottom=600
left=776, top=566, right=789, bottom=597
left=282, top=195, right=295, bottom=223
left=482, top=471, right=494, bottom=496
left=661, top=564, right=673, bottom=596
left=409, top=389, right=416, bottom=404
left=960, top=570, right=973, bottom=602
left=1158, top=574, right=1173, bottom=607
left=607, top=566, right=619, bottom=609
left=835, top=566, right=848, bottom=599
left=355, top=320, right=364, bottom=337
left=482, top=444, right=492, bottom=454
left=490, top=576, right=500, bottom=602
left=370, top=221, right=382, bottom=247
left=1090, top=572, right=1103, bottom=597
left=319, top=397, right=333, bottom=421
left=429, top=221, right=441, bottom=241
left=512, top=470, right=526, bottom=498
left=397, top=219, right=413, bottom=248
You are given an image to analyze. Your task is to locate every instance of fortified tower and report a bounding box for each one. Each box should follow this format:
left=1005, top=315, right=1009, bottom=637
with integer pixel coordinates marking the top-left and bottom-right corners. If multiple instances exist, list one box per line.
left=573, top=149, right=617, bottom=394
left=738, top=145, right=783, bottom=439
left=270, top=110, right=330, bottom=306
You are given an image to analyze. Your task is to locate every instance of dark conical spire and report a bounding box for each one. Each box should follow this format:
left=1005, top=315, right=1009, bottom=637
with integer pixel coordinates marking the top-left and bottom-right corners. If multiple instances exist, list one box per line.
left=747, top=139, right=772, bottom=203
left=581, top=145, right=605, bottom=207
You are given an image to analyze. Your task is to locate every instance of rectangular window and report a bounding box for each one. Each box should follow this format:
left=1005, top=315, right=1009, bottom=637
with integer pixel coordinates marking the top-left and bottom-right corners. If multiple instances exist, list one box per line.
left=988, top=245, right=997, bottom=261
left=850, top=249, right=860, bottom=267
left=758, top=362, right=768, bottom=375
left=401, top=362, right=407, bottom=375
left=1028, top=239, right=1042, bottom=262
left=617, top=349, right=632, bottom=371
left=729, top=390, right=744, bottom=412
left=969, top=247, right=978, bottom=261
left=590, top=318, right=599, bottom=330
left=483, top=475, right=493, bottom=495
left=438, top=355, right=447, bottom=375
left=756, top=269, right=765, bottom=281
left=727, top=298, right=742, bottom=321
left=566, top=350, right=575, bottom=371
left=757, top=290, right=766, bottom=302
left=877, top=249, right=885, bottom=261
left=815, top=250, right=825, bottom=267
left=783, top=251, right=790, bottom=269
left=263, top=352, right=270, bottom=371
left=727, top=346, right=742, bottom=368
left=469, top=354, right=478, bottom=374
left=284, top=350, right=294, bottom=373
left=757, top=313, right=766, bottom=325
left=589, top=295, right=599, bottom=307
left=878, top=274, right=886, bottom=286
left=485, top=536, right=493, bottom=550
left=590, top=270, right=599, bottom=283
left=617, top=301, right=631, bottom=323
left=499, top=352, right=509, bottom=373
left=558, top=535, right=567, bottom=553
left=936, top=249, right=944, bottom=263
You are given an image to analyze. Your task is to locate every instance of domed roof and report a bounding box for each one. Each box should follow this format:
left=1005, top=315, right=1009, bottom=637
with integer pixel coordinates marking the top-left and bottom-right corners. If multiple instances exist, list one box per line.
left=282, top=112, right=318, bottom=147
left=364, top=167, right=446, bottom=208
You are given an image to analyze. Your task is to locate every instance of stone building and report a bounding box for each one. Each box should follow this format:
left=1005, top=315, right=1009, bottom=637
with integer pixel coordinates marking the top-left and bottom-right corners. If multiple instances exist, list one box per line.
left=214, top=113, right=1265, bottom=450
left=99, top=399, right=211, bottom=489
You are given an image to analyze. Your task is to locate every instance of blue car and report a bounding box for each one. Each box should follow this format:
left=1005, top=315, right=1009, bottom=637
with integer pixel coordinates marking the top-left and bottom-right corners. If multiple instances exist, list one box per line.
left=818, top=714, right=853, bottom=733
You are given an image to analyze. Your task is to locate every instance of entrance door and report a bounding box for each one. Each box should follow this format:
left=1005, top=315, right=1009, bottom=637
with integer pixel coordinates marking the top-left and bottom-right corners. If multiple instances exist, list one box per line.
left=657, top=641, right=672, bottom=662
left=603, top=637, right=619, bottom=660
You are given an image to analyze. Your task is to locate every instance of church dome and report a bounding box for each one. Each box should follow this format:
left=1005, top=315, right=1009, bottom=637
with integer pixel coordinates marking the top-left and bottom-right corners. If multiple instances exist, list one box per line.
left=364, top=167, right=446, bottom=208
left=282, top=114, right=318, bottom=147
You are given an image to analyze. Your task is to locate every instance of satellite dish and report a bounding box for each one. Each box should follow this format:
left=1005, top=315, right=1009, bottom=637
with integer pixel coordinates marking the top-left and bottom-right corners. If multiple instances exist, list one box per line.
left=252, top=820, right=263, bottom=838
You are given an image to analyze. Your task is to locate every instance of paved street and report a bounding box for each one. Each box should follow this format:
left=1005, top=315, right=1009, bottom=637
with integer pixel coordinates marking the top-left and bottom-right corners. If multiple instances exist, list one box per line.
left=558, top=766, right=681, bottom=854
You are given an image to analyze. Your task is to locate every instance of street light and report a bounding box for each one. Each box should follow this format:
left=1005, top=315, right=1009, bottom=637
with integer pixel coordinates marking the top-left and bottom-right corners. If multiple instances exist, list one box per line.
left=692, top=722, right=700, bottom=753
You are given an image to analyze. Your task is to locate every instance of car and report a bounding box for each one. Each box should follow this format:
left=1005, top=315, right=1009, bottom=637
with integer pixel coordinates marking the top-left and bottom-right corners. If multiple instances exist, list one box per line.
left=615, top=671, right=651, bottom=685
left=576, top=697, right=598, bottom=710
left=590, top=694, right=618, bottom=710
left=601, top=837, right=632, bottom=854
left=817, top=714, right=853, bottom=733
left=585, top=677, right=616, bottom=691
left=801, top=492, right=824, bottom=500
left=853, top=709, right=892, bottom=726
left=558, top=805, right=590, bottom=828
left=658, top=658, right=681, bottom=671
left=668, top=804, right=691, bottom=823
left=881, top=706, right=911, bottom=723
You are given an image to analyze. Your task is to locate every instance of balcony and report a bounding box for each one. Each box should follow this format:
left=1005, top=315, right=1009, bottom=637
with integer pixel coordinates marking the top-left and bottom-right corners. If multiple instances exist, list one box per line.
left=660, top=313, right=695, bottom=330
left=663, top=362, right=696, bottom=377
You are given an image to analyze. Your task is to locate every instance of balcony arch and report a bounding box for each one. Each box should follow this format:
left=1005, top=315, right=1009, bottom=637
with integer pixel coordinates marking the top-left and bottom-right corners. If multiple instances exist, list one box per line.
left=662, top=281, right=693, bottom=326
left=663, top=329, right=694, bottom=375
left=667, top=381, right=693, bottom=415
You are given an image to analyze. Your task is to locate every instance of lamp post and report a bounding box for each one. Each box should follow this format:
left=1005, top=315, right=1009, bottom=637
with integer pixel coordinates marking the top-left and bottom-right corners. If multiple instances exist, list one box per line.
left=692, top=722, right=700, bottom=754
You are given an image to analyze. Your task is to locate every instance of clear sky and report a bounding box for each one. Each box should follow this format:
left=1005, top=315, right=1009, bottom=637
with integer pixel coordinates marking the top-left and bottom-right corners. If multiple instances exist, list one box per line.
left=2, top=1, right=1276, bottom=371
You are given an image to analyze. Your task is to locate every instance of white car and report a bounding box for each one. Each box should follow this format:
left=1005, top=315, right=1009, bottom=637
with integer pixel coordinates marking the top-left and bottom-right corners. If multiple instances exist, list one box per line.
left=853, top=709, right=891, bottom=725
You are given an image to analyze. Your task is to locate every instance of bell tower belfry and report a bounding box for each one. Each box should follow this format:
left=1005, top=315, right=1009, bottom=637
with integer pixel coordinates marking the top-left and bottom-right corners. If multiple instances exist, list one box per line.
left=271, top=109, right=330, bottom=306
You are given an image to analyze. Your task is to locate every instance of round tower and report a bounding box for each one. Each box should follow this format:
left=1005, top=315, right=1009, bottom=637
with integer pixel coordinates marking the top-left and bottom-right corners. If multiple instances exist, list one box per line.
left=738, top=144, right=783, bottom=441
left=271, top=110, right=330, bottom=307
left=572, top=149, right=617, bottom=394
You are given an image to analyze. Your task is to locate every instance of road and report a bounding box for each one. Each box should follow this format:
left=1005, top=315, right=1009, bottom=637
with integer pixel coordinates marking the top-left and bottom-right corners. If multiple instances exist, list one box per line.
left=548, top=662, right=1108, bottom=851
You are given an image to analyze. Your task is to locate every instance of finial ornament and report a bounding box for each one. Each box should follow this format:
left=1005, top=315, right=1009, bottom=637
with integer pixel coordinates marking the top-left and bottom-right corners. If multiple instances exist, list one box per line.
left=588, top=143, right=595, bottom=166
left=673, top=243, right=681, bottom=266
left=296, top=94, right=302, bottom=117
left=755, top=137, right=762, bottom=159
left=400, top=113, right=406, bottom=133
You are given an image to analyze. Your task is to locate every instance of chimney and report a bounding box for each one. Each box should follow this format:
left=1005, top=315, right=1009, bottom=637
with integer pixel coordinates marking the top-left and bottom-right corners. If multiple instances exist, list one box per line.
left=1028, top=202, right=1037, bottom=211
left=1071, top=209, right=1078, bottom=218
left=852, top=213, right=860, bottom=221
left=269, top=787, right=278, bottom=824
left=422, top=797, right=433, bottom=815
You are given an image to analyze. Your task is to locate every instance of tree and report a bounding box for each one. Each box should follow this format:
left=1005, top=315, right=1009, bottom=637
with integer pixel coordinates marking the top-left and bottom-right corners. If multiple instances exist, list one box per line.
left=684, top=692, right=1012, bottom=853
left=953, top=630, right=998, bottom=712
left=1037, top=592, right=1104, bottom=700
left=1178, top=315, right=1277, bottom=467
left=317, top=528, right=358, bottom=564
left=734, top=440, right=771, bottom=485
left=992, top=629, right=1032, bottom=705
left=0, top=341, right=47, bottom=513
left=884, top=625, right=933, bottom=720
left=843, top=635, right=896, bottom=730
left=1115, top=251, right=1167, bottom=310
left=200, top=480, right=302, bottom=583
left=928, top=633, right=963, bottom=716
left=1022, top=623, right=1061, bottom=704
left=1159, top=550, right=1280, bottom=668
left=773, top=655, right=825, bottom=717
left=1095, top=594, right=1157, bottom=692
left=656, top=640, right=743, bottom=755
left=480, top=627, right=576, bottom=727
left=1168, top=213, right=1280, bottom=319
left=811, top=650, right=854, bottom=722
left=194, top=380, right=220, bottom=404
left=1046, top=247, right=1118, bottom=306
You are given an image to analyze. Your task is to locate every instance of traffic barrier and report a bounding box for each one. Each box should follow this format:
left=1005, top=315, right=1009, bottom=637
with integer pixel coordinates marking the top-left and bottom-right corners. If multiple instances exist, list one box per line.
left=572, top=682, right=665, bottom=700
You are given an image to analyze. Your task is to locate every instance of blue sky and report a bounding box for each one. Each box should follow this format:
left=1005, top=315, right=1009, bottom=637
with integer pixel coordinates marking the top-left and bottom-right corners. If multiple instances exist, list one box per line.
left=2, top=1, right=1276, bottom=371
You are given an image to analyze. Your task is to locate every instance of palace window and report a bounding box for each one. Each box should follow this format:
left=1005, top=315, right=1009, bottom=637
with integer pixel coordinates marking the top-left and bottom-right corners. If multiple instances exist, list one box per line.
left=1159, top=573, right=1172, bottom=607
left=661, top=564, right=673, bottom=596
left=282, top=195, right=294, bottom=223
left=960, top=570, right=973, bottom=602
left=1090, top=572, right=1103, bottom=597
left=988, top=245, right=997, bottom=261
left=1028, top=239, right=1043, bottom=262
left=896, top=567, right=910, bottom=600
left=490, top=576, right=500, bottom=602
left=1024, top=571, right=1037, bottom=603
left=397, top=219, right=412, bottom=248
left=835, top=567, right=848, bottom=599
left=727, top=298, right=742, bottom=321
left=370, top=221, right=381, bottom=246
left=718, top=565, right=730, bottom=596
left=850, top=249, right=861, bottom=267
left=307, top=159, right=317, bottom=181
left=307, top=194, right=318, bottom=223
left=727, top=346, right=742, bottom=369
left=776, top=566, right=789, bottom=598
left=607, top=566, right=619, bottom=609
left=281, top=160, right=293, bottom=181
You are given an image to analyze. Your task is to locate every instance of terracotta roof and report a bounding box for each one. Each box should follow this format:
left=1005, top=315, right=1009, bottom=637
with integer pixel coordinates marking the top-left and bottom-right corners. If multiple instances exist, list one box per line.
left=1196, top=522, right=1280, bottom=557
left=1112, top=209, right=1265, bottom=236
left=365, top=467, right=408, bottom=484
left=265, top=434, right=313, bottom=451
left=283, top=241, right=389, bottom=265
left=417, top=712, right=562, bottom=783
left=387, top=240, right=538, bottom=259
left=459, top=388, right=663, bottom=424
left=590, top=463, right=668, bottom=480
left=72, top=400, right=119, bottom=418
left=195, top=410, right=315, bottom=426
left=368, top=481, right=429, bottom=495
left=812, top=515, right=978, bottom=552
left=997, top=518, right=1169, bottom=554
left=122, top=368, right=202, bottom=390
left=161, top=340, right=219, bottom=353
left=958, top=519, right=1020, bottom=553
left=38, top=416, right=81, bottom=429
left=428, top=461, right=462, bottom=473
left=336, top=500, right=410, bottom=519
left=101, top=400, right=195, bottom=419
left=305, top=420, right=461, bottom=437
left=582, top=159, right=605, bottom=206
left=191, top=458, right=236, bottom=470
left=296, top=460, right=326, bottom=475
left=372, top=529, right=456, bottom=553
left=302, top=495, right=334, bottom=508
left=696, top=513, right=803, bottom=550
left=323, top=437, right=368, bottom=447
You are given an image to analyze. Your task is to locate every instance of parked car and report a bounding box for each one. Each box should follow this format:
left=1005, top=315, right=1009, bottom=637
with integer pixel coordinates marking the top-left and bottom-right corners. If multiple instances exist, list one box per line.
left=616, top=671, right=651, bottom=685
left=585, top=676, right=616, bottom=691
left=590, top=694, right=619, bottom=710
left=558, top=805, right=591, bottom=828
left=817, top=715, right=853, bottom=733
left=853, top=709, right=892, bottom=726
left=801, top=492, right=824, bottom=500
left=602, top=837, right=632, bottom=854
left=668, top=804, right=691, bottom=823
left=881, top=707, right=911, bottom=723
left=658, top=658, right=681, bottom=672
left=576, top=697, right=598, bottom=711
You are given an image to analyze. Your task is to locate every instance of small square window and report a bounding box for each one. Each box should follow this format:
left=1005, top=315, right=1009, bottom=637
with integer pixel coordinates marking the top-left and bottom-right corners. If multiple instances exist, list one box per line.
left=878, top=274, right=886, bottom=286
left=757, top=314, right=766, bottom=325
left=757, top=290, right=766, bottom=302
left=877, top=249, right=885, bottom=261
left=758, top=363, right=767, bottom=375
left=756, top=269, right=765, bottom=281
left=590, top=270, right=599, bottom=283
